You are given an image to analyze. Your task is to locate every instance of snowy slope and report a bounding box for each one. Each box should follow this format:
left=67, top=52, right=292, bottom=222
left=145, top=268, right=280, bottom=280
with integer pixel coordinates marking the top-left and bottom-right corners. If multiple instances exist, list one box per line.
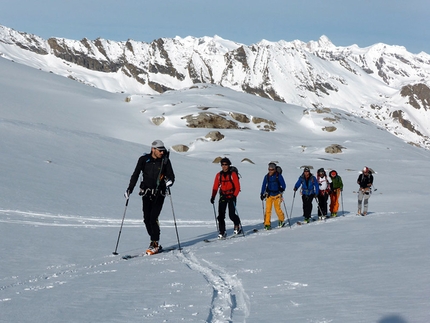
left=1, top=57, right=430, bottom=322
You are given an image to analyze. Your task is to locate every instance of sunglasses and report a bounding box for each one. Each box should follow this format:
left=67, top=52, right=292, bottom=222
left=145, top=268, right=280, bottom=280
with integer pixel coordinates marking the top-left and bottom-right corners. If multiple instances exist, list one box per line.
left=221, top=163, right=229, bottom=166
left=268, top=168, right=275, bottom=171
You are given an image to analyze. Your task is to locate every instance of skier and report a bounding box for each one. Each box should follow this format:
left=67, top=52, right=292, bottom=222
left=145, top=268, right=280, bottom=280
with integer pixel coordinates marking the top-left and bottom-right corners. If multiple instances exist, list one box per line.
left=316, top=168, right=330, bottom=220
left=210, top=157, right=242, bottom=238
left=357, top=166, right=373, bottom=216
left=260, top=162, right=286, bottom=230
left=328, top=170, right=343, bottom=217
left=125, top=140, right=175, bottom=255
left=293, top=167, right=319, bottom=223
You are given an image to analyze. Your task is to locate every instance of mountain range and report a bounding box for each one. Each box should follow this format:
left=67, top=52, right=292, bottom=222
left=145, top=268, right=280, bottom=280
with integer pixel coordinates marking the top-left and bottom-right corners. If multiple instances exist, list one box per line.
left=1, top=24, right=430, bottom=149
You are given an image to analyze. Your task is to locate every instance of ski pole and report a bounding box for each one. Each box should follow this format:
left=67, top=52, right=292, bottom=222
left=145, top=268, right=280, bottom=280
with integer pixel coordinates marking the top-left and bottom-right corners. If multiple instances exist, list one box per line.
left=341, top=190, right=345, bottom=216
left=261, top=199, right=265, bottom=226
left=314, top=196, right=325, bottom=220
left=290, top=191, right=296, bottom=219
left=113, top=198, right=129, bottom=255
left=167, top=187, right=182, bottom=252
left=212, top=203, right=219, bottom=233
left=281, top=194, right=291, bottom=228
left=233, top=201, right=245, bottom=237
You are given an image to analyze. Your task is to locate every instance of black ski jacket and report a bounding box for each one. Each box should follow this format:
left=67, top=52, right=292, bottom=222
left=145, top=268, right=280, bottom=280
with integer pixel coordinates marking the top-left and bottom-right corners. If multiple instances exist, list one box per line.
left=127, top=153, right=175, bottom=194
left=357, top=173, right=373, bottom=189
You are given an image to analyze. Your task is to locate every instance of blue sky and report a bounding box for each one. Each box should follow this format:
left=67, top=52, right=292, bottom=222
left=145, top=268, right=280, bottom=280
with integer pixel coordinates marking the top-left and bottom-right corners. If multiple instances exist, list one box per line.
left=1, top=0, right=429, bottom=54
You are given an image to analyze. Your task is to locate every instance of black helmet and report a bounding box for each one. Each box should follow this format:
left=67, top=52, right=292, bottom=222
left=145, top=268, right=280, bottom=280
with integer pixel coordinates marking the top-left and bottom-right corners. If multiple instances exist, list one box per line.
left=220, top=157, right=231, bottom=166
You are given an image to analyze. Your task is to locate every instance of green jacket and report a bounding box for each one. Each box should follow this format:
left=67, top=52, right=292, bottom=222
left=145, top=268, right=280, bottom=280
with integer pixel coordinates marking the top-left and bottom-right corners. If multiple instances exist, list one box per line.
left=331, top=175, right=343, bottom=190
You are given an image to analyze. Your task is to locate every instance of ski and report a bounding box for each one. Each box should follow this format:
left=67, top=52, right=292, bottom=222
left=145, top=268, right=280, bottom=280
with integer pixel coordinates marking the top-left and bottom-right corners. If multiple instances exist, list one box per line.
left=203, top=228, right=258, bottom=243
left=121, top=247, right=176, bottom=260
left=265, top=225, right=288, bottom=230
left=203, top=235, right=242, bottom=243
left=297, top=218, right=316, bottom=225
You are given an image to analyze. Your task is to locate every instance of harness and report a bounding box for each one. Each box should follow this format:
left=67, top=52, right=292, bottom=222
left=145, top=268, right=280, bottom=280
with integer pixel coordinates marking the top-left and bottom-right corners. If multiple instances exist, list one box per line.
left=140, top=187, right=166, bottom=198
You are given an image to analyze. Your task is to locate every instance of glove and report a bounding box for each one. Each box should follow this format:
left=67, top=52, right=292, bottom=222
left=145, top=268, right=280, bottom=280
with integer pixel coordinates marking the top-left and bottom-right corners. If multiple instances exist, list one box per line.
left=260, top=194, right=265, bottom=201
left=165, top=179, right=173, bottom=188
left=124, top=189, right=131, bottom=199
left=293, top=188, right=297, bottom=192
left=210, top=197, right=215, bottom=204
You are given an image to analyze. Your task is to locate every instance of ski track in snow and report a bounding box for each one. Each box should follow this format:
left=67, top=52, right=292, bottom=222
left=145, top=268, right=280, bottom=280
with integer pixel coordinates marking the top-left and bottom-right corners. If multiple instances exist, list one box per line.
left=179, top=251, right=250, bottom=323
left=0, top=255, right=119, bottom=300
left=0, top=208, right=400, bottom=229
left=1, top=207, right=404, bottom=317
left=0, top=209, right=261, bottom=228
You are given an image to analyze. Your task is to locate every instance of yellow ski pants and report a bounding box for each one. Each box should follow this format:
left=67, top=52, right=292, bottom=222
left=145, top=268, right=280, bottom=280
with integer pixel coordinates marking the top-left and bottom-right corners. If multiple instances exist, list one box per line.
left=264, top=194, right=285, bottom=226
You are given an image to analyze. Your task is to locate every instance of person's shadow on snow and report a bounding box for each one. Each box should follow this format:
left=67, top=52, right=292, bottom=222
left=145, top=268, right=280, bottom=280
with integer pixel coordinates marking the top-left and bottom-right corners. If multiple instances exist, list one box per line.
left=378, top=315, right=407, bottom=323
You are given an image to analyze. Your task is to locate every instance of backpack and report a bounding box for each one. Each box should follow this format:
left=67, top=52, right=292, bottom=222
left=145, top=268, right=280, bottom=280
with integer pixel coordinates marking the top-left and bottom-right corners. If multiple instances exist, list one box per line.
left=218, top=165, right=240, bottom=195
left=265, top=164, right=284, bottom=192
left=219, top=165, right=241, bottom=183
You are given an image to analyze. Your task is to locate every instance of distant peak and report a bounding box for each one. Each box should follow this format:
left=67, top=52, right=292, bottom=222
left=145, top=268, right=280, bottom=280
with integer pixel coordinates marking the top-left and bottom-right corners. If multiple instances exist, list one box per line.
left=319, top=35, right=333, bottom=44
left=306, top=35, right=334, bottom=51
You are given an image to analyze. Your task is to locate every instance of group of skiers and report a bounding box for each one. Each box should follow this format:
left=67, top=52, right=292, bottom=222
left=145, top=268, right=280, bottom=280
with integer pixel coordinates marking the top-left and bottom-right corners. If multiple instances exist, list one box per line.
left=124, top=139, right=374, bottom=255
left=264, top=165, right=373, bottom=226
left=292, top=167, right=344, bottom=223
left=258, top=164, right=345, bottom=228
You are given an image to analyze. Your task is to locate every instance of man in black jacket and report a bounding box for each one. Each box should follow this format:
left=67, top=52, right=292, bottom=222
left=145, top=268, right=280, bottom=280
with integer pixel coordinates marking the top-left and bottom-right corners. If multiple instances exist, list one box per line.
left=125, top=140, right=175, bottom=255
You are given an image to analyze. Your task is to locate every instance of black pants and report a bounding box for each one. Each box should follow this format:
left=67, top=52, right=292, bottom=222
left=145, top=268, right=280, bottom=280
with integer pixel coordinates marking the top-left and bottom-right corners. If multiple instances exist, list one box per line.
left=142, top=193, right=165, bottom=242
left=317, top=193, right=329, bottom=216
left=302, top=195, right=314, bottom=219
left=218, top=196, right=240, bottom=234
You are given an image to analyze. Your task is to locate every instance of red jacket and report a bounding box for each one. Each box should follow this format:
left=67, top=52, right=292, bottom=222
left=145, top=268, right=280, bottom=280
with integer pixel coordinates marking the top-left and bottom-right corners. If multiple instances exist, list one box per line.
left=212, top=171, right=240, bottom=198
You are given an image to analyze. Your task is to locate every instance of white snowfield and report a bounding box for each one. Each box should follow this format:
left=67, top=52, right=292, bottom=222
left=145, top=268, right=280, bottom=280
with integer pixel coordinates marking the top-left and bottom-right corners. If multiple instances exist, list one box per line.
left=1, top=57, right=429, bottom=322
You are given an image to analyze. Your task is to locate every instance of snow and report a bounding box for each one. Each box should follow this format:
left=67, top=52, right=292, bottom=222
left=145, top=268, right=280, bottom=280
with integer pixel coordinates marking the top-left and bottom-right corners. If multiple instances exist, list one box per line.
left=1, top=57, right=430, bottom=322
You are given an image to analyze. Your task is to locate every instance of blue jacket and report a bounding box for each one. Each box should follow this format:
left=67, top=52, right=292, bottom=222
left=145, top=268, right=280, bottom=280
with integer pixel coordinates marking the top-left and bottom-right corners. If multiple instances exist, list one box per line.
left=294, top=174, right=319, bottom=196
left=261, top=172, right=286, bottom=196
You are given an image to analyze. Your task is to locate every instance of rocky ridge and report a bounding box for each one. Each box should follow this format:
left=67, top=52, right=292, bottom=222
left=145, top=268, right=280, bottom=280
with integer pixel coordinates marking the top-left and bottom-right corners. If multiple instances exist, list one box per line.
left=1, top=25, right=430, bottom=149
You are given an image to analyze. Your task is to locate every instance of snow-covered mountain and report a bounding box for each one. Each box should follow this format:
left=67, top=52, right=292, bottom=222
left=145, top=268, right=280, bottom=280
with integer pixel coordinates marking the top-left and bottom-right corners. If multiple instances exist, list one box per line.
left=1, top=24, right=430, bottom=149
